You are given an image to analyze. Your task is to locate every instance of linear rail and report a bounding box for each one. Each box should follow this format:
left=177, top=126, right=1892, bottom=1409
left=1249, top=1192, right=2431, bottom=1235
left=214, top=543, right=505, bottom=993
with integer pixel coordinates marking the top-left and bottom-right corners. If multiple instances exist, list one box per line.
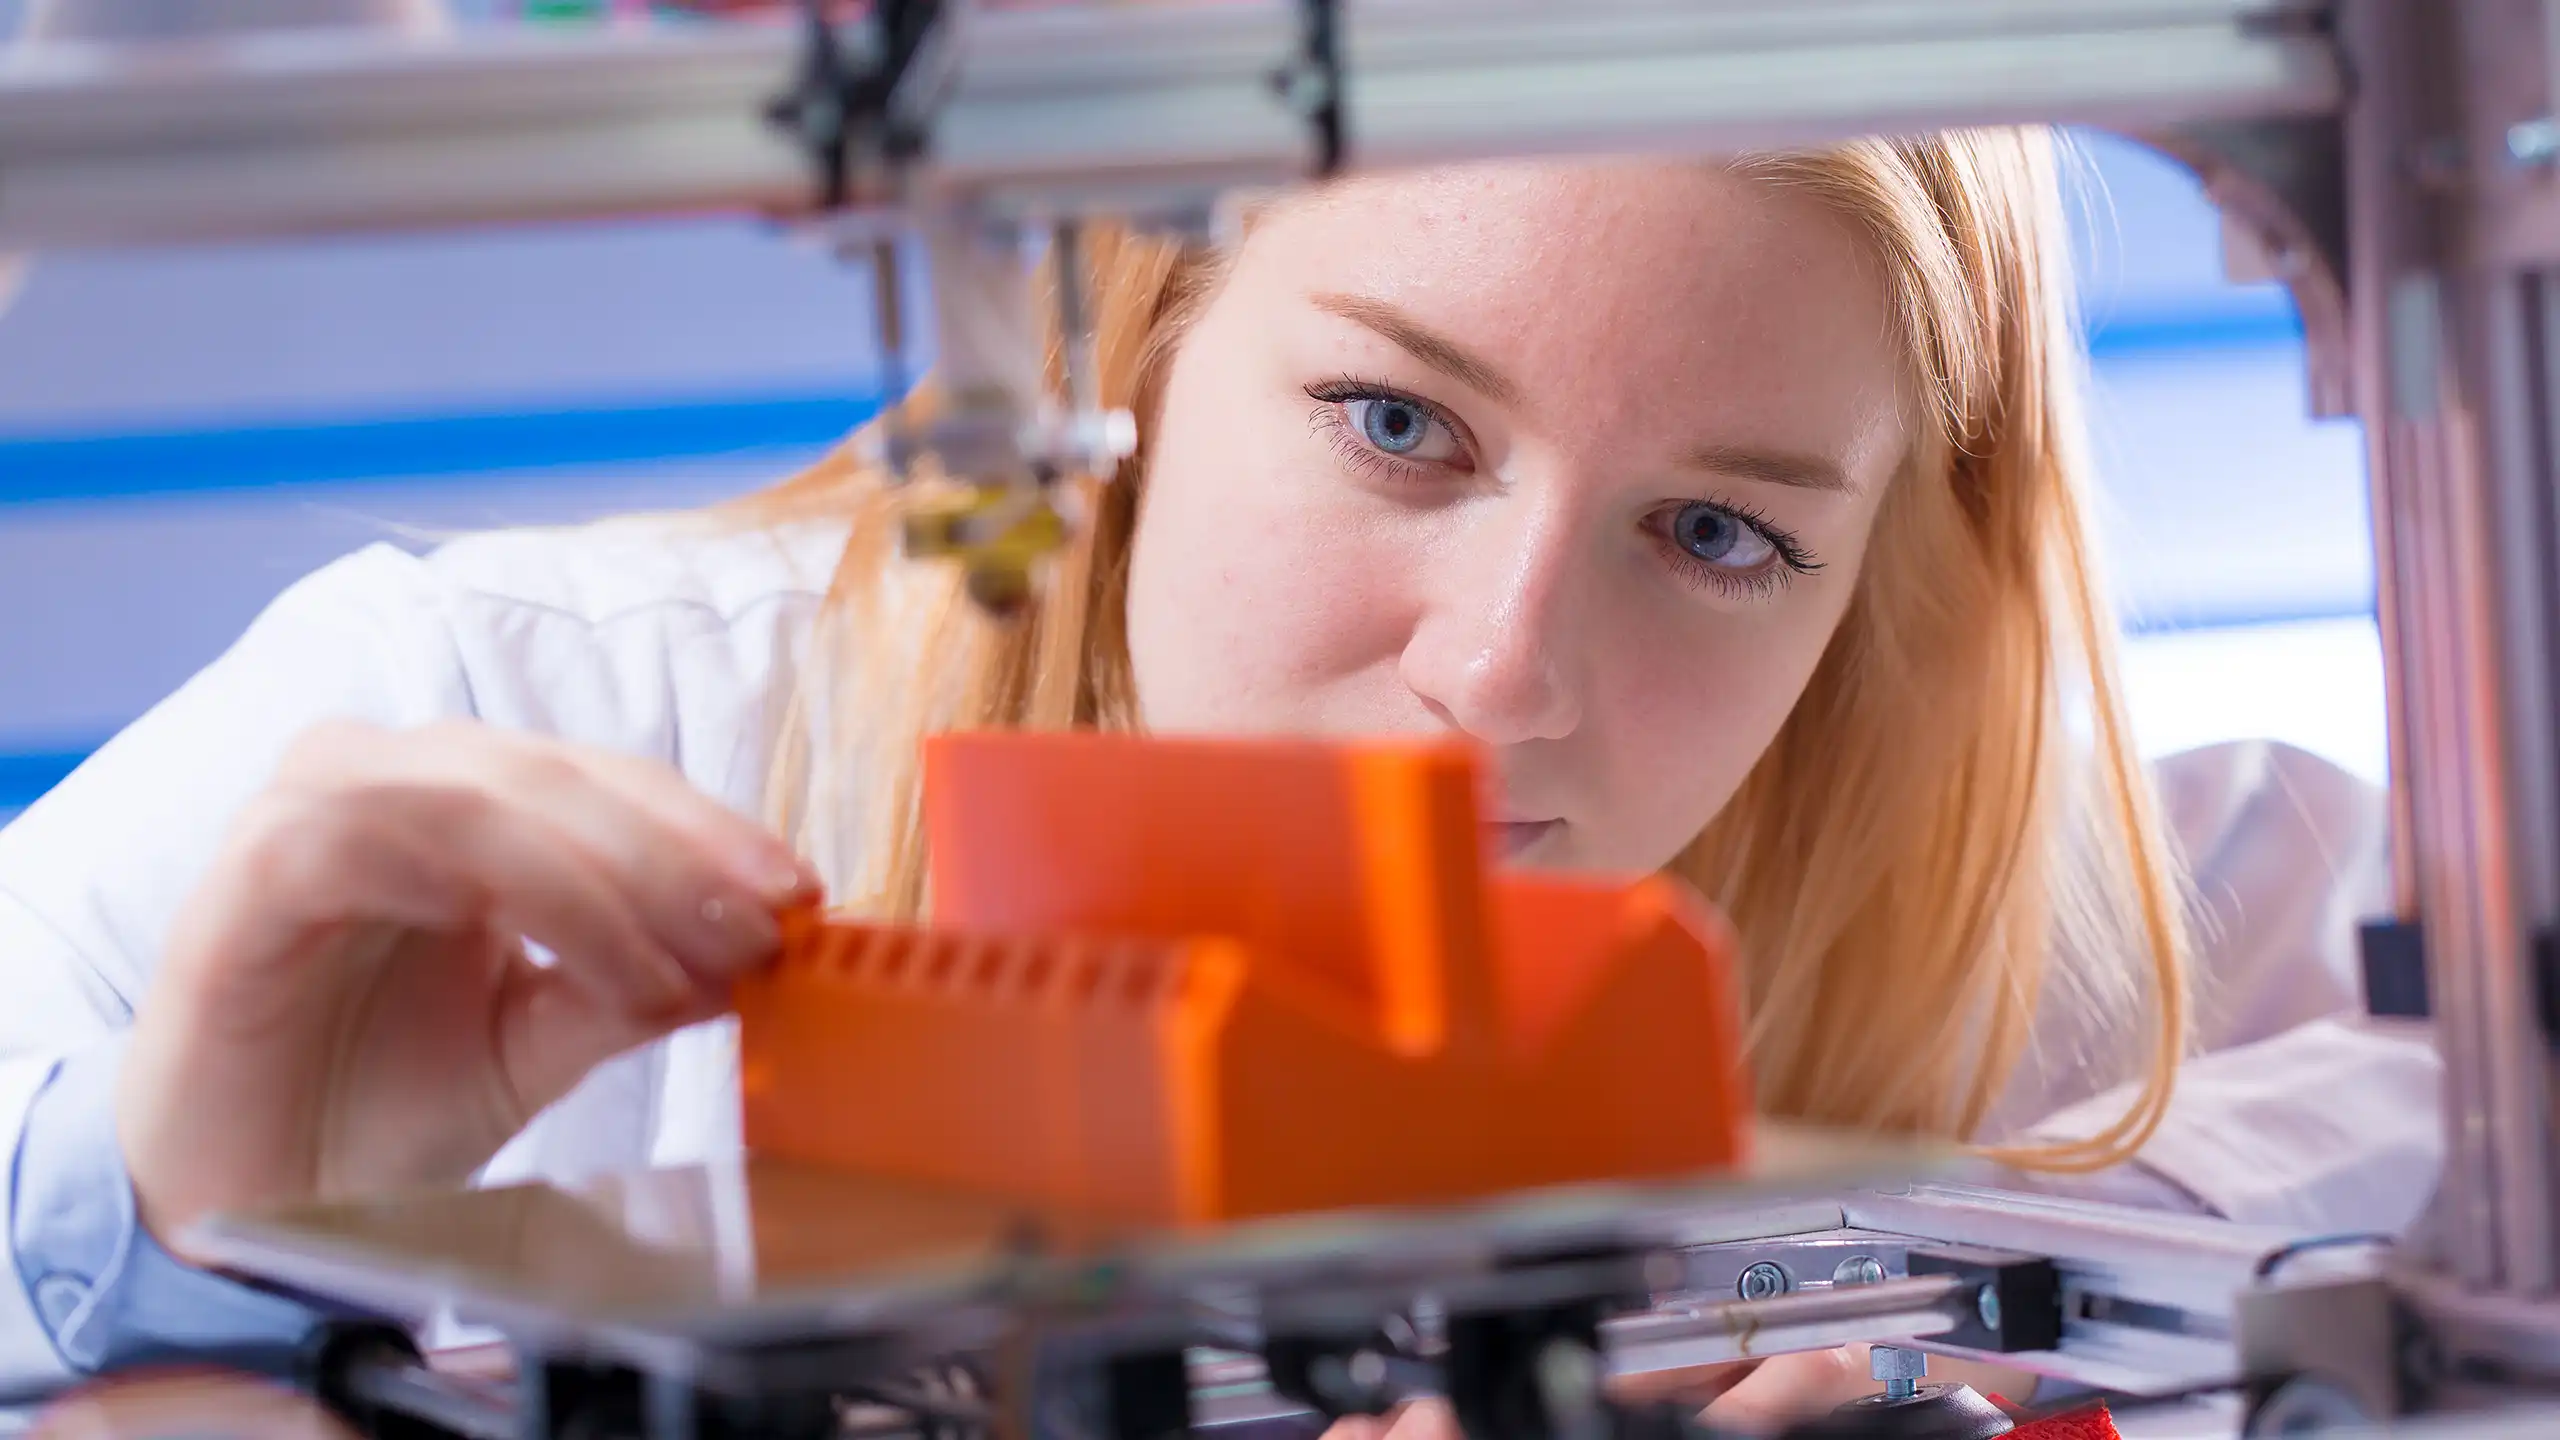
left=0, top=0, right=2340, bottom=249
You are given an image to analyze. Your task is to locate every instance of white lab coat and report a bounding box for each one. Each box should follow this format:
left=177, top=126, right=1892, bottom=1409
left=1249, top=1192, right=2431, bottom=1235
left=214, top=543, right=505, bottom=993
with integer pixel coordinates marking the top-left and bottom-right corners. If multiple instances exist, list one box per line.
left=0, top=517, right=2444, bottom=1388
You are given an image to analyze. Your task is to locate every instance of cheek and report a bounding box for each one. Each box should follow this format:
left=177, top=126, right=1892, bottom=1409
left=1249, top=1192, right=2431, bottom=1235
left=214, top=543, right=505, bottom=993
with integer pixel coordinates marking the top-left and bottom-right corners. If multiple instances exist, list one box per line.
left=1122, top=373, right=1413, bottom=734
left=1579, top=547, right=1871, bottom=871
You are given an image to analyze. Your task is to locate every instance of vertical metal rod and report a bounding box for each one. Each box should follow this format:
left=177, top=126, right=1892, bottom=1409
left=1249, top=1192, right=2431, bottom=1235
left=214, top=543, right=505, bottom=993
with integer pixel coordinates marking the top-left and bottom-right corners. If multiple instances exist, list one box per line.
left=2392, top=275, right=2504, bottom=1285
left=923, top=209, right=1044, bottom=431
left=2449, top=0, right=2560, bottom=1298
left=873, top=234, right=912, bottom=397
left=2347, top=0, right=2502, bottom=1288
left=2370, top=357, right=2424, bottom=925
left=1052, top=218, right=1099, bottom=419
left=2345, top=0, right=2560, bottom=1293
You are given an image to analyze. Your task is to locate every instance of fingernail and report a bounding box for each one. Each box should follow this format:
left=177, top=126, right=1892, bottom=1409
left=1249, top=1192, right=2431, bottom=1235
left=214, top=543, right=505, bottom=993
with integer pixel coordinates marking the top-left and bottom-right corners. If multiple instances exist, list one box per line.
left=731, top=848, right=816, bottom=903
left=697, top=891, right=781, bottom=969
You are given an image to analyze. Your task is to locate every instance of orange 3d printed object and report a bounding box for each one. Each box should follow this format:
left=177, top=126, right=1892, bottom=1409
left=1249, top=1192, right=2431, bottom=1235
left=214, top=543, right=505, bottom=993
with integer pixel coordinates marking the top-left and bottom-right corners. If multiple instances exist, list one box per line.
left=734, top=732, right=1754, bottom=1226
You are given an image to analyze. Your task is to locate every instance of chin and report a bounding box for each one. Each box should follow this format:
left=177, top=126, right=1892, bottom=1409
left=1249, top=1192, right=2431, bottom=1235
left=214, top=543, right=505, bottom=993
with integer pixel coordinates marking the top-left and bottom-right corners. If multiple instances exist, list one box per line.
left=1491, top=820, right=1574, bottom=869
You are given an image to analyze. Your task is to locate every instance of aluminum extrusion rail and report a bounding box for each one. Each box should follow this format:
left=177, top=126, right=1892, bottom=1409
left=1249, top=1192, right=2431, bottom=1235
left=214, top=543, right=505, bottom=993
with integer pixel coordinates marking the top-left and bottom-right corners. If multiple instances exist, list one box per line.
left=0, top=0, right=2340, bottom=249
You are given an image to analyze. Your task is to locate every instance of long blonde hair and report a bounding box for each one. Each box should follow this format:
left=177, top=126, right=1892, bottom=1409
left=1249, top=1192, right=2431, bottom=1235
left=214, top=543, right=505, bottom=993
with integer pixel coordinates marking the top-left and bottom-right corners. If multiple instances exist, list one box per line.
left=739, top=128, right=2188, bottom=1171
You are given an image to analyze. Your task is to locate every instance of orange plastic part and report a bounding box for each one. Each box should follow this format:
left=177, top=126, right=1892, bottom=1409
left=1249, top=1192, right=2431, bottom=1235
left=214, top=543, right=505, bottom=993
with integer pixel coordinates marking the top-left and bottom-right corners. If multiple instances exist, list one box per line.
left=734, top=731, right=1755, bottom=1225
left=2008, top=1405, right=2119, bottom=1440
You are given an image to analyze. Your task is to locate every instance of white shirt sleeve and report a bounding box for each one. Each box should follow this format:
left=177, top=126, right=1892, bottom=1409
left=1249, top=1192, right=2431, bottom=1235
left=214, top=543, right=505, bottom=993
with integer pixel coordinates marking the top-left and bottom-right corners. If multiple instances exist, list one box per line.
left=0, top=544, right=481, bottom=1390
left=0, top=520, right=833, bottom=1392
left=1986, top=741, right=2442, bottom=1234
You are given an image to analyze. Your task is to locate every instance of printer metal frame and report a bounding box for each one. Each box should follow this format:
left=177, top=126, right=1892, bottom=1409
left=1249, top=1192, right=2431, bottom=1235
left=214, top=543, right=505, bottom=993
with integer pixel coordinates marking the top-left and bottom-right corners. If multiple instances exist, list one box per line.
left=8, top=1, right=2560, bottom=1432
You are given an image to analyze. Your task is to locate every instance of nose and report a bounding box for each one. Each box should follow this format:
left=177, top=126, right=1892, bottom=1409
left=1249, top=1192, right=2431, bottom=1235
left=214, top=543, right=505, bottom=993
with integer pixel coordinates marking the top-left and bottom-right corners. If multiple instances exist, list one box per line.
left=1397, top=502, right=1587, bottom=748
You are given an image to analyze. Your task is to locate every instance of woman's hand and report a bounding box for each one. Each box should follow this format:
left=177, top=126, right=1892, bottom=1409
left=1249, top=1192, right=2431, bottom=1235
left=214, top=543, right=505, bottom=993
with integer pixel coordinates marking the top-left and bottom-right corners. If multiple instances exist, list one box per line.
left=1318, top=1345, right=2038, bottom=1439
left=32, top=1368, right=357, bottom=1440
left=1317, top=1348, right=1880, bottom=1440
left=118, top=720, right=818, bottom=1255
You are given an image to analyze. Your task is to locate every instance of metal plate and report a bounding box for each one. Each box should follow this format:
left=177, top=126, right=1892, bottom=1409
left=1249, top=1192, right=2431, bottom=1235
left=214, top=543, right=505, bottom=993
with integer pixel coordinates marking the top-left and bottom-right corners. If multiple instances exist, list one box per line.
left=189, top=1125, right=1942, bottom=1373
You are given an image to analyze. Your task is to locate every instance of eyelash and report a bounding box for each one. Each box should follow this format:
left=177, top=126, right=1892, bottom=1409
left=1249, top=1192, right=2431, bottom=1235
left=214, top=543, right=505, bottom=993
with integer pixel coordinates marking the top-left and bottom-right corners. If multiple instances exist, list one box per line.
left=1304, top=376, right=1467, bottom=482
left=1656, top=497, right=1823, bottom=601
left=1301, top=375, right=1823, bottom=600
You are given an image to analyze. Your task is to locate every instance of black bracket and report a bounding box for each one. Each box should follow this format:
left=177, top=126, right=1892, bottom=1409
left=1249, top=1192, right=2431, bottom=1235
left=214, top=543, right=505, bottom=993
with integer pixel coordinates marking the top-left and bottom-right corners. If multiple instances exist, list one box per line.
left=2540, top=926, right=2560, bottom=1045
left=2358, top=917, right=2560, bottom=1048
left=1443, top=1300, right=1604, bottom=1440
left=296, top=1321, right=442, bottom=1440
left=1101, top=1348, right=1195, bottom=1440
left=1906, top=1246, right=2061, bottom=1354
left=769, top=0, right=947, bottom=210
left=1270, top=0, right=1346, bottom=177
left=2358, top=918, right=2429, bottom=1020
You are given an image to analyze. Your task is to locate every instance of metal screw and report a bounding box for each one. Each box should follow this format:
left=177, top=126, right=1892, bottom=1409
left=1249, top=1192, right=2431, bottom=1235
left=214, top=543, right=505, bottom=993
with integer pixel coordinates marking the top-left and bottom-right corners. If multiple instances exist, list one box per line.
left=2513, top=117, right=2560, bottom=167
left=1833, top=1255, right=1886, bottom=1287
left=1348, top=1350, right=1387, bottom=1390
left=1869, top=1345, right=1926, bottom=1403
left=1535, top=1338, right=1607, bottom=1440
left=1736, top=1262, right=1791, bottom=1301
left=1977, top=1284, right=2003, bottom=1334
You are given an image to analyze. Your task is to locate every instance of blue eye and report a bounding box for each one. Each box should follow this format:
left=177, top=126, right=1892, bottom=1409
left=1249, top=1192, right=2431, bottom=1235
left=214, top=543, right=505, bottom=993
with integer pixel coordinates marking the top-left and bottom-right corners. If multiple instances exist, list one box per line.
left=1353, top=397, right=1429, bottom=453
left=1670, top=502, right=1776, bottom=569
left=1340, top=396, right=1459, bottom=463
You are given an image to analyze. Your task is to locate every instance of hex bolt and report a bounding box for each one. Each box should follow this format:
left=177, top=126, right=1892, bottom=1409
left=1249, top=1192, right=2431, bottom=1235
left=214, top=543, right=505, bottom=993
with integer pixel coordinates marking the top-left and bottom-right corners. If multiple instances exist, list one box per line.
left=1870, top=1345, right=1927, bottom=1403
left=1736, top=1262, right=1791, bottom=1301
left=1833, top=1255, right=1886, bottom=1287
left=2513, top=116, right=2560, bottom=167
left=1348, top=1350, right=1387, bottom=1391
left=1308, top=1355, right=1356, bottom=1407
left=1535, top=1337, right=1607, bottom=1440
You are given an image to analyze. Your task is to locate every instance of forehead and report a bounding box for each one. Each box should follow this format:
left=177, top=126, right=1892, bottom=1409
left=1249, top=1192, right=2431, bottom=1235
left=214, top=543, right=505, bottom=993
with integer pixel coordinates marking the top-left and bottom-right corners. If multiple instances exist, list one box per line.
left=1237, top=161, right=1907, bottom=468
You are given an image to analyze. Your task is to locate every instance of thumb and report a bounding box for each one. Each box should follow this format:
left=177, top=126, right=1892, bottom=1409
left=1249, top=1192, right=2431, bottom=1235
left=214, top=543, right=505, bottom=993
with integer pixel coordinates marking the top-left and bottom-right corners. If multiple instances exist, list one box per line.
left=491, top=956, right=725, bottom=1124
left=1609, top=1359, right=1762, bottom=1410
left=33, top=1369, right=356, bottom=1440
left=1700, top=1348, right=1871, bottom=1433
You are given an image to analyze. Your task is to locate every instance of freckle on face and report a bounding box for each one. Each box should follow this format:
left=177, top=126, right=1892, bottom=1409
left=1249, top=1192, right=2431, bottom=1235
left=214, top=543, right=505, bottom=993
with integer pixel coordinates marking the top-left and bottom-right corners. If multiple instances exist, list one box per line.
left=1123, top=160, right=1906, bottom=874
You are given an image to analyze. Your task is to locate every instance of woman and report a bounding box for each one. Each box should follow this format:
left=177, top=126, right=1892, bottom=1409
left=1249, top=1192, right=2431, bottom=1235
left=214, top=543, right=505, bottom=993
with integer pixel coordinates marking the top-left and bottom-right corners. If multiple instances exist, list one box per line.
left=0, top=130, right=2438, bottom=1423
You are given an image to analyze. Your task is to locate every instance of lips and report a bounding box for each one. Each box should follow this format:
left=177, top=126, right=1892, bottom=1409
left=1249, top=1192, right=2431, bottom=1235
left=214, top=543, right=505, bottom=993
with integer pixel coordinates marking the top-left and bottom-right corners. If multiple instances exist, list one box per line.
left=1488, top=819, right=1562, bottom=857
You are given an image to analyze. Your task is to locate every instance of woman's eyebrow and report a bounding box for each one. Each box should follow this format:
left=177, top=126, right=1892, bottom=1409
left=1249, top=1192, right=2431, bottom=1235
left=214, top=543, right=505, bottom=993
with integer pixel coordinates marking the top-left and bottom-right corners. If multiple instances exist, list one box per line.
left=1311, top=291, right=1854, bottom=495
left=1684, top=444, right=1855, bottom=494
left=1310, top=292, right=1524, bottom=407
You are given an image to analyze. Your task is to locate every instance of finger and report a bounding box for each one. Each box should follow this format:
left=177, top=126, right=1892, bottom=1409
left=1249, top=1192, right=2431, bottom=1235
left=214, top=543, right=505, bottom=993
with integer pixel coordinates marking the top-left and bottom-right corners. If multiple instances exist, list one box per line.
left=1608, top=1359, right=1761, bottom=1409
left=33, top=1368, right=356, bottom=1440
left=270, top=726, right=728, bottom=1012
left=252, top=781, right=698, bottom=1019
left=406, top=728, right=815, bottom=990
left=569, top=744, right=820, bottom=897
left=1382, top=1398, right=1463, bottom=1440
left=174, top=792, right=534, bottom=1022
left=440, top=798, right=700, bottom=1017
left=1700, top=1348, right=1870, bottom=1432
left=523, top=741, right=822, bottom=985
left=494, top=958, right=731, bottom=1121
left=210, top=791, right=492, bottom=936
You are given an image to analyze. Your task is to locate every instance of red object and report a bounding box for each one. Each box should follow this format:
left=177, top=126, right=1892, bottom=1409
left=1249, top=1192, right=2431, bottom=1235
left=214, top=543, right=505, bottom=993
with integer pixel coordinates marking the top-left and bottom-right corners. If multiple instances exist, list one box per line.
left=2009, top=1403, right=2120, bottom=1440
left=735, top=730, right=1756, bottom=1224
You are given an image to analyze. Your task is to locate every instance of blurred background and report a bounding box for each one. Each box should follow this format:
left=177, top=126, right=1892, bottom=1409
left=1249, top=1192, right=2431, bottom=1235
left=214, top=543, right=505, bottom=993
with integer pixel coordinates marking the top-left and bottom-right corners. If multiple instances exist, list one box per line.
left=0, top=6, right=2381, bottom=825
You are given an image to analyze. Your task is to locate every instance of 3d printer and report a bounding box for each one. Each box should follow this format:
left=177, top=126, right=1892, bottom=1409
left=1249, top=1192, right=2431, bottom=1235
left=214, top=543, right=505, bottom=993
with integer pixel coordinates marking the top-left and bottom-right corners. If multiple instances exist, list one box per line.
left=3, top=2, right=2555, bottom=1437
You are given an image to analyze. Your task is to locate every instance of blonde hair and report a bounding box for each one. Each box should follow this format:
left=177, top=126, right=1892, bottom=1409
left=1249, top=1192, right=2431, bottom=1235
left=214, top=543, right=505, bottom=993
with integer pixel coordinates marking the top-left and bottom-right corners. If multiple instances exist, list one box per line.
left=739, top=128, right=2188, bottom=1171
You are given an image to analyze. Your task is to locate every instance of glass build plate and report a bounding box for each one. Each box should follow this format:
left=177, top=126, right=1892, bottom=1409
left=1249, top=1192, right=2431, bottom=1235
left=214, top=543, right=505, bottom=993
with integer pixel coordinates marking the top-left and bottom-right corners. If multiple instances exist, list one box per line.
left=190, top=1126, right=1947, bottom=1376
